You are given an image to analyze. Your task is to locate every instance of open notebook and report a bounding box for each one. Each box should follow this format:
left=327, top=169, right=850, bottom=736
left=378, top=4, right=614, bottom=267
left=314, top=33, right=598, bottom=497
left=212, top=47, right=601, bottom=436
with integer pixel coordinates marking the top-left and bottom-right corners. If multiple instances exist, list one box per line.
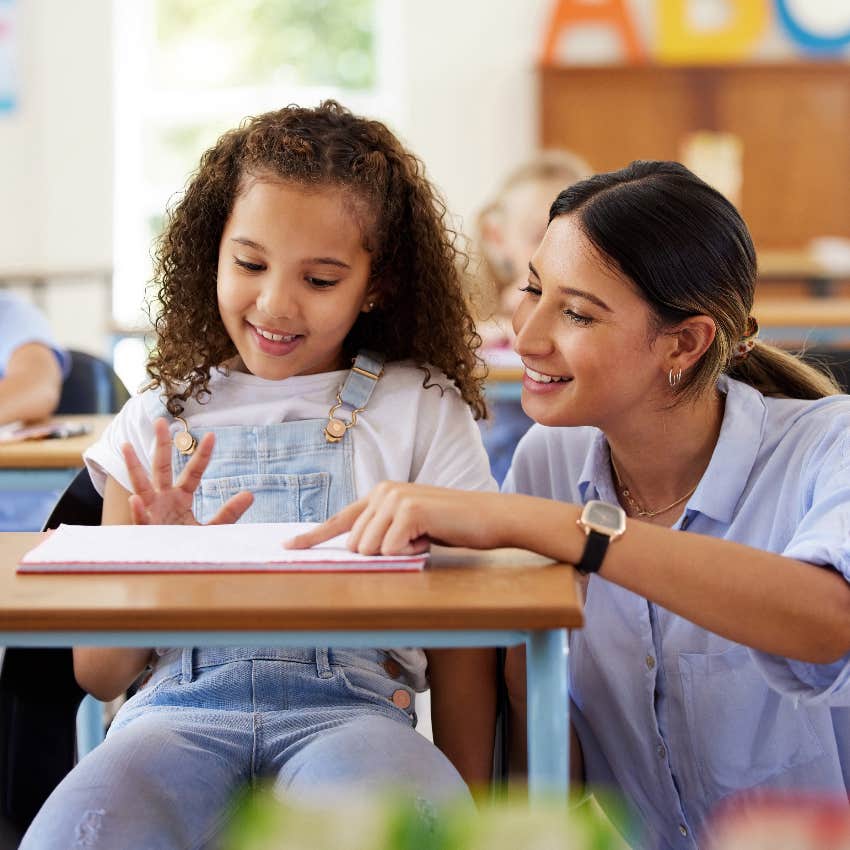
left=18, top=523, right=428, bottom=574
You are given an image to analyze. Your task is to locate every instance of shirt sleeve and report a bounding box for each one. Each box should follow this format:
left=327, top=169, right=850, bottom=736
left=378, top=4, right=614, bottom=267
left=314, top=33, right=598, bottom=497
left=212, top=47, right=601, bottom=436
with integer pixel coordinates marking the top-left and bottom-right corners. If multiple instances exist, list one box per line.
left=751, top=420, right=850, bottom=704
left=0, top=294, right=69, bottom=377
left=409, top=377, right=497, bottom=493
left=83, top=392, right=156, bottom=496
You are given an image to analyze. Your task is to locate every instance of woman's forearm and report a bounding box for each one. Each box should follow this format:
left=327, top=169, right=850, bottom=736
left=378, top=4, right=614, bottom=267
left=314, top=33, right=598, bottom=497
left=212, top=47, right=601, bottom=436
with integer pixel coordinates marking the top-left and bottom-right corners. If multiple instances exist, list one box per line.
left=501, top=495, right=850, bottom=664
left=292, top=487, right=850, bottom=665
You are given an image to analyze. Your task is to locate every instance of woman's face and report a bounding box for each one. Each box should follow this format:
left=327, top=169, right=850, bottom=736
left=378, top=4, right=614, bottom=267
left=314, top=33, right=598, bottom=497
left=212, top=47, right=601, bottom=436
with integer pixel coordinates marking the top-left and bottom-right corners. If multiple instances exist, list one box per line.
left=512, top=214, right=667, bottom=430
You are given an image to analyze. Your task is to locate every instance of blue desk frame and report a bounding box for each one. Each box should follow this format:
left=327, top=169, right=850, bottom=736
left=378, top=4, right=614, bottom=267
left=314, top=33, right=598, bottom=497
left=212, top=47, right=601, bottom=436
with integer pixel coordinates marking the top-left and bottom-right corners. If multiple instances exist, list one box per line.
left=3, top=627, right=570, bottom=800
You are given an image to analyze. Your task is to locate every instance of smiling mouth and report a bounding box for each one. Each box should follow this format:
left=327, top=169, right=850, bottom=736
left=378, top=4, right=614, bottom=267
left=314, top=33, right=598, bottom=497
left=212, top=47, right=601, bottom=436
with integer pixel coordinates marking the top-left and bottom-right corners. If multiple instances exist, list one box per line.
left=250, top=323, right=302, bottom=343
left=524, top=366, right=571, bottom=384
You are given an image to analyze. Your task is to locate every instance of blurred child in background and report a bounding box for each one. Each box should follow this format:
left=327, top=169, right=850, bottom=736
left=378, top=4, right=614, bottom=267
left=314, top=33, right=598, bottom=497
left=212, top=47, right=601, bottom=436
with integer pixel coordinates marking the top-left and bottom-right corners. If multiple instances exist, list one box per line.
left=475, top=150, right=591, bottom=483
left=0, top=292, right=69, bottom=531
left=0, top=292, right=67, bottom=426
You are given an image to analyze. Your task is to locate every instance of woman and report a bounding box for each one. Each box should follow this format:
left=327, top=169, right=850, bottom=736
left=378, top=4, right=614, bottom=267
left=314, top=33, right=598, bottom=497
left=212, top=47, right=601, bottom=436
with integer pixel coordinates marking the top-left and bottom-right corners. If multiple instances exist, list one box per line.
left=291, top=161, right=850, bottom=850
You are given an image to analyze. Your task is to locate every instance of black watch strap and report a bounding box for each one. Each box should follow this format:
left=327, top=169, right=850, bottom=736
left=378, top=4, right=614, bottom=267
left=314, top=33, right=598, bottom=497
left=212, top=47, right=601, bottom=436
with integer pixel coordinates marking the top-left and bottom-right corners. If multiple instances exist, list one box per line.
left=576, top=529, right=610, bottom=575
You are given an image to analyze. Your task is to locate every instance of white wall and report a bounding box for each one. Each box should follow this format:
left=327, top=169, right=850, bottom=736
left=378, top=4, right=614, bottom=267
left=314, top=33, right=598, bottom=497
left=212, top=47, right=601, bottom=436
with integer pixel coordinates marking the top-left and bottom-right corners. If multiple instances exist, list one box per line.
left=0, top=0, right=113, bottom=353
left=393, top=0, right=551, bottom=231
left=0, top=1, right=113, bottom=269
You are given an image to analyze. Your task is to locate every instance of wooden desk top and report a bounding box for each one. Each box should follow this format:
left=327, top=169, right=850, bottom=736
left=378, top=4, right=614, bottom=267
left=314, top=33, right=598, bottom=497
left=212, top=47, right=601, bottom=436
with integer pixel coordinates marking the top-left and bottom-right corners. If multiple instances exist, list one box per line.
left=0, top=533, right=582, bottom=633
left=0, top=415, right=111, bottom=469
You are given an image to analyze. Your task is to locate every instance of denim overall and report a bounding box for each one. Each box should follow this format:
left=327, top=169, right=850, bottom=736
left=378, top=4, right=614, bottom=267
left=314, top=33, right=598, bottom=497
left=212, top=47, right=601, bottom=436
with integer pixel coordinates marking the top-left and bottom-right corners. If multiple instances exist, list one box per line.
left=22, top=353, right=469, bottom=850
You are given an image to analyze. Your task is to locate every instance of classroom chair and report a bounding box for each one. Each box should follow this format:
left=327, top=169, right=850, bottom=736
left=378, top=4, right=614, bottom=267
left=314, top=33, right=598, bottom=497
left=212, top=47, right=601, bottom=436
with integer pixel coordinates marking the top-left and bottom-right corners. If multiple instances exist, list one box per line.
left=0, top=469, right=101, bottom=840
left=56, top=348, right=130, bottom=415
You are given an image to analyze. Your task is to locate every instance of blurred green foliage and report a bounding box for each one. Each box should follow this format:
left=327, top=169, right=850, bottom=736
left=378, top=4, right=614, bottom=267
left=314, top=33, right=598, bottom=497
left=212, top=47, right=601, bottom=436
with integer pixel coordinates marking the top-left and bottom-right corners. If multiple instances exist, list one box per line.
left=154, top=0, right=376, bottom=91
left=223, top=787, right=629, bottom=850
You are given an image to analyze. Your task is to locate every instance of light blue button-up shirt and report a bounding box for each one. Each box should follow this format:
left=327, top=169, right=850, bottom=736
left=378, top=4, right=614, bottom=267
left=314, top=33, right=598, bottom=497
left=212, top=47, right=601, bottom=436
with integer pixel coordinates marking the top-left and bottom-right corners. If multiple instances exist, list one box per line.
left=504, top=376, right=850, bottom=850
left=0, top=292, right=68, bottom=378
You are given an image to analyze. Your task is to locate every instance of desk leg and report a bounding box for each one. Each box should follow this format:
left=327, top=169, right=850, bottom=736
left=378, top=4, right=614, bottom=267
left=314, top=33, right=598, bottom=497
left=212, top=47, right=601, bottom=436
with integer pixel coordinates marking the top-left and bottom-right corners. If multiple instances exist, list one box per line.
left=76, top=695, right=104, bottom=757
left=526, top=629, right=569, bottom=801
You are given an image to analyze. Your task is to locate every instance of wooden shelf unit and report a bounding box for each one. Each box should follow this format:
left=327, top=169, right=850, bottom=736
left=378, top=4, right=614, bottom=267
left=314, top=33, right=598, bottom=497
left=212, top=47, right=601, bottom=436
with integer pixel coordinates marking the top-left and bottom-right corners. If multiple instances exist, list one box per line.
left=539, top=63, right=850, bottom=250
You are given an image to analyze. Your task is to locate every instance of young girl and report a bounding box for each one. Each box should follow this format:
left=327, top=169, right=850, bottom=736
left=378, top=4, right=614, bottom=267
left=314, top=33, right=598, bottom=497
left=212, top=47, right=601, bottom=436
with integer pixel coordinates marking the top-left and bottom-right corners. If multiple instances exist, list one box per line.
left=293, top=161, right=850, bottom=849
left=22, top=101, right=496, bottom=850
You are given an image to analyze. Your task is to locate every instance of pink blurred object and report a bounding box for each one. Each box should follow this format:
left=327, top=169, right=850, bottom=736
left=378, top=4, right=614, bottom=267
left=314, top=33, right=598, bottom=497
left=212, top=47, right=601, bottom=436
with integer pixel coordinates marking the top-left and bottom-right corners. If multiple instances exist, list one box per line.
left=707, top=792, right=850, bottom=850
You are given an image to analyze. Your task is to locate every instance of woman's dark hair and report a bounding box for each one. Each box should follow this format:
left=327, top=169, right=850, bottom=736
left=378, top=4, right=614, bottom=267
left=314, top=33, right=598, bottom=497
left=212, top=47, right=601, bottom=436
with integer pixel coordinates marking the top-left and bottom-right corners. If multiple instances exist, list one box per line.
left=549, top=160, right=839, bottom=400
left=147, top=100, right=485, bottom=417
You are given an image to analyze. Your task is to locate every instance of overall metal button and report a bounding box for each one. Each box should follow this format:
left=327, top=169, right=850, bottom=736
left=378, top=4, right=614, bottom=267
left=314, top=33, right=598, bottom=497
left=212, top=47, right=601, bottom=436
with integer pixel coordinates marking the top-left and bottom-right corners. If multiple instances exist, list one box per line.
left=392, top=689, right=411, bottom=710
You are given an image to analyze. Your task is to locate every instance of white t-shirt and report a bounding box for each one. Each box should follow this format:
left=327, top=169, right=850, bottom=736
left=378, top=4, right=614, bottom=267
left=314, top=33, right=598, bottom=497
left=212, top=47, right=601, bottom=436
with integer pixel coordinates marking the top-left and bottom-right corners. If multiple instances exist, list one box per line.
left=85, top=360, right=497, bottom=689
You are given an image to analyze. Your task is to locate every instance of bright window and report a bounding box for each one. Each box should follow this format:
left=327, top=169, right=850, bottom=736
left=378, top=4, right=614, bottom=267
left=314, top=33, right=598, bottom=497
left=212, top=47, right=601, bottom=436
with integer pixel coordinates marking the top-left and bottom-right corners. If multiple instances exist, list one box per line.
left=112, top=0, right=397, bottom=389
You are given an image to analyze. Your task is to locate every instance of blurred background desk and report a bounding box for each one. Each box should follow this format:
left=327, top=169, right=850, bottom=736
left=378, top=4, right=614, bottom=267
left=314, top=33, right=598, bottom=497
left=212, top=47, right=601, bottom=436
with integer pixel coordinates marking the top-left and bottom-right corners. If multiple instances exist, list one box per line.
left=759, top=251, right=850, bottom=298
left=754, top=297, right=850, bottom=346
left=0, top=267, right=112, bottom=315
left=0, top=416, right=110, bottom=531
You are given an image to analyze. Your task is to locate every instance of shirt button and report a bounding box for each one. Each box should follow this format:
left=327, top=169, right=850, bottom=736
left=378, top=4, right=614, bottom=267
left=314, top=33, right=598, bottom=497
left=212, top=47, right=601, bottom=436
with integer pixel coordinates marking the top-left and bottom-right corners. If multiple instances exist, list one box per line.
left=679, top=824, right=688, bottom=837
left=657, top=744, right=666, bottom=759
left=645, top=655, right=656, bottom=670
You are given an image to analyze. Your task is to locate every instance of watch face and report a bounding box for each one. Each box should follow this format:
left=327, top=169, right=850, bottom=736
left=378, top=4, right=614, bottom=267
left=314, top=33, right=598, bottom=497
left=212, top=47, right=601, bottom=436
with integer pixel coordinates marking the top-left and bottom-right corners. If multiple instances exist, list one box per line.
left=584, top=500, right=626, bottom=533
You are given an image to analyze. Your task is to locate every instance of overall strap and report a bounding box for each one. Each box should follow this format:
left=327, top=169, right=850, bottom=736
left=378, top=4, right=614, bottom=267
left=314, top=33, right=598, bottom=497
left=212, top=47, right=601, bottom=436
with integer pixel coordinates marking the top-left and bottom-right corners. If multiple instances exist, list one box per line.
left=324, top=350, right=385, bottom=443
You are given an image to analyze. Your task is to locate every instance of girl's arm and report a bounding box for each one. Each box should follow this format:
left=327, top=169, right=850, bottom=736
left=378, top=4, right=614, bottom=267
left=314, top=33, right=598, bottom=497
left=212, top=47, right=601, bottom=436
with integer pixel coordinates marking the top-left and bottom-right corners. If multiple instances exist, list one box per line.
left=72, top=475, right=153, bottom=700
left=425, top=648, right=497, bottom=789
left=288, top=484, right=850, bottom=664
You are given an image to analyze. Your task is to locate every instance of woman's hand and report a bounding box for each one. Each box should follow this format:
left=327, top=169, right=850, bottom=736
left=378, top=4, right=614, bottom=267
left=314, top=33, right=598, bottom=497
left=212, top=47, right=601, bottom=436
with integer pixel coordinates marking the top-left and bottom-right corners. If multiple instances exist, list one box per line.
left=122, top=417, right=253, bottom=525
left=285, top=482, right=532, bottom=554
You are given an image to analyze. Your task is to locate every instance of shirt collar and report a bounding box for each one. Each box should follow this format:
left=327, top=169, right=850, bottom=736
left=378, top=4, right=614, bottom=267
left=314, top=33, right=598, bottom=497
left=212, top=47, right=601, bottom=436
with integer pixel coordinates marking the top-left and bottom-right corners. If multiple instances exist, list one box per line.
left=577, top=376, right=767, bottom=524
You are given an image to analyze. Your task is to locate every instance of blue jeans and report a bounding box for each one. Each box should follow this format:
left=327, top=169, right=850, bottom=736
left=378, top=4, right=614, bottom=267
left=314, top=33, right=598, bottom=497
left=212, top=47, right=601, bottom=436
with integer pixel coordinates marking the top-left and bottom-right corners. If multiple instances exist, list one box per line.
left=22, top=648, right=469, bottom=850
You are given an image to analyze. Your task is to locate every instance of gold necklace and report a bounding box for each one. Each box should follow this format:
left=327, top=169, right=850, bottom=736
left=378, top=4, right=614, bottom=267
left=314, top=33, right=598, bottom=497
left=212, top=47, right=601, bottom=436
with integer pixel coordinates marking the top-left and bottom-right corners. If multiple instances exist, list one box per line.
left=609, top=454, right=697, bottom=519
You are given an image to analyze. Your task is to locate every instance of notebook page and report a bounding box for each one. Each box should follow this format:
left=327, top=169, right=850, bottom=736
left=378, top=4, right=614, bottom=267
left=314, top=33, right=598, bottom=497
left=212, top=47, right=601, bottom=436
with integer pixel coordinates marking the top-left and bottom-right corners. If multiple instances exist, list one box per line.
left=19, top=523, right=427, bottom=572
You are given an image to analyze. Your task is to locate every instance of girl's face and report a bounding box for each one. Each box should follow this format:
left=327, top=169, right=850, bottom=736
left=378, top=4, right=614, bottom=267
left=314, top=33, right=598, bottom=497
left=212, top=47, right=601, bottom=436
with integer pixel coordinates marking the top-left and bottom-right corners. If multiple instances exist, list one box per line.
left=217, top=179, right=374, bottom=381
left=513, top=214, right=667, bottom=430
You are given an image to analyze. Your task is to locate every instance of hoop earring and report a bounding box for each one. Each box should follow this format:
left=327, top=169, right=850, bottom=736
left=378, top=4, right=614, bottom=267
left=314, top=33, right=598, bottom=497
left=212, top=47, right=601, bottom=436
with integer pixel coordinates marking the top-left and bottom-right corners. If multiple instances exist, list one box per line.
left=668, top=368, right=683, bottom=388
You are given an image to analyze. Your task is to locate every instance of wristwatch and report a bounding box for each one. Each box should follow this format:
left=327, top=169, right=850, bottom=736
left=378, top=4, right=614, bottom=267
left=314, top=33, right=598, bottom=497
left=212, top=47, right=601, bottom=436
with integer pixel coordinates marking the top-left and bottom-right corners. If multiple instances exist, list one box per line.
left=575, top=499, right=626, bottom=575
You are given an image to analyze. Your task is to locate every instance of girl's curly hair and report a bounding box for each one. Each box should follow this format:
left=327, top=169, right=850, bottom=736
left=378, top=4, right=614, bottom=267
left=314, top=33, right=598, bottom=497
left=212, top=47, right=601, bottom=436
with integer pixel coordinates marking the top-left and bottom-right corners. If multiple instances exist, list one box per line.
left=148, top=100, right=486, bottom=418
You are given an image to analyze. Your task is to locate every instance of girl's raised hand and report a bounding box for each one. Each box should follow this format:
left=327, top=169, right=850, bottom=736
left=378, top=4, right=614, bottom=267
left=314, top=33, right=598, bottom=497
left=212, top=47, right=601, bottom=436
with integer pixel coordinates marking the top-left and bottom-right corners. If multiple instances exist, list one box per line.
left=285, top=481, right=521, bottom=555
left=122, top=417, right=254, bottom=526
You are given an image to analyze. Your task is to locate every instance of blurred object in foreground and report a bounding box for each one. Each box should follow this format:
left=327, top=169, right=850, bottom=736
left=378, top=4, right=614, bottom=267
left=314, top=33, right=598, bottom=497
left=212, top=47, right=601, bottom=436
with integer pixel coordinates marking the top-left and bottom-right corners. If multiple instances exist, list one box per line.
left=680, top=131, right=743, bottom=209
left=707, top=793, right=850, bottom=850
left=223, top=787, right=629, bottom=850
